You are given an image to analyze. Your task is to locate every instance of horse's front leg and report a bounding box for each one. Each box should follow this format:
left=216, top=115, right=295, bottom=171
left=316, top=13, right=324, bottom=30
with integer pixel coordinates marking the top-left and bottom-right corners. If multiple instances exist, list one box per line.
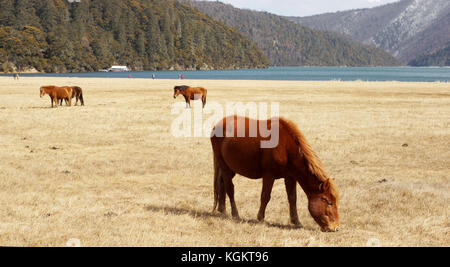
left=257, top=176, right=275, bottom=222
left=186, top=98, right=191, bottom=108
left=285, top=177, right=301, bottom=226
left=183, top=95, right=190, bottom=108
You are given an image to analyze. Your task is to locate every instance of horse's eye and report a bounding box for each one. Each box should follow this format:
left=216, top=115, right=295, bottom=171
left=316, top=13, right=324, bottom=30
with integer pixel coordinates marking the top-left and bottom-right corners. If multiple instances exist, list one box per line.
left=321, top=197, right=332, bottom=206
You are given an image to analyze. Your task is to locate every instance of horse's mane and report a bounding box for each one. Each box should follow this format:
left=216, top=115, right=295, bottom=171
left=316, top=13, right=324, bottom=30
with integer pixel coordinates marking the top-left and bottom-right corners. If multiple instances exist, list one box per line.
left=278, top=117, right=339, bottom=199
left=279, top=117, right=327, bottom=181
left=175, top=85, right=189, bottom=91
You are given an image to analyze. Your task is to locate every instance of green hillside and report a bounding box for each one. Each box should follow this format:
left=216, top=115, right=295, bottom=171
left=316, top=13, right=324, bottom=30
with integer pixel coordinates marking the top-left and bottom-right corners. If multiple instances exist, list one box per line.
left=0, top=0, right=269, bottom=73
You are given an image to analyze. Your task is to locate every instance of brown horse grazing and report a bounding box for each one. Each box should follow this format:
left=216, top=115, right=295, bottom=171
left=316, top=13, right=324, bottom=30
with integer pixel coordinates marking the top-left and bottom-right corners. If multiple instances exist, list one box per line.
left=40, top=86, right=72, bottom=108
left=210, top=115, right=340, bottom=232
left=173, top=85, right=207, bottom=108
left=59, top=86, right=84, bottom=106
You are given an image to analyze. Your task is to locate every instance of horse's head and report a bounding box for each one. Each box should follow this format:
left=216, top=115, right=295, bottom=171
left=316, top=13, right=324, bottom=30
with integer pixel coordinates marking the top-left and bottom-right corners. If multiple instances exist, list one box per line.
left=308, top=178, right=340, bottom=232
left=174, top=85, right=189, bottom=98
left=39, top=86, right=45, bottom=97
left=173, top=86, right=182, bottom=98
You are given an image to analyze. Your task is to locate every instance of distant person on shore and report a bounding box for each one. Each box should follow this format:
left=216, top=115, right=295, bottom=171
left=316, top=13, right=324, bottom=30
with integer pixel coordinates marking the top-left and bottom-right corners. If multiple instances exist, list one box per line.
left=180, top=74, right=184, bottom=79
left=128, top=74, right=131, bottom=78
left=152, top=74, right=155, bottom=79
left=16, top=73, right=19, bottom=80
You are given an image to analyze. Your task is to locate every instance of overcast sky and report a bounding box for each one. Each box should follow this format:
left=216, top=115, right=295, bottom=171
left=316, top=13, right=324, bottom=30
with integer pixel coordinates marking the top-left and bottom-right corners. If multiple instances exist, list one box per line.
left=204, top=0, right=401, bottom=17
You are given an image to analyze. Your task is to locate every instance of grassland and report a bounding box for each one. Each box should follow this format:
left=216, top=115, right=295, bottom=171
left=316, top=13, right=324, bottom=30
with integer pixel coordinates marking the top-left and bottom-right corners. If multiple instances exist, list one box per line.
left=0, top=76, right=448, bottom=246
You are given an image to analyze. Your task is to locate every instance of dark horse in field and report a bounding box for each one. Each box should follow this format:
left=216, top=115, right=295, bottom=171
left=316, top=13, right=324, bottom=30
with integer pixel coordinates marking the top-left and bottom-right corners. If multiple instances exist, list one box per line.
left=59, top=86, right=84, bottom=106
left=40, top=85, right=73, bottom=108
left=173, top=85, right=207, bottom=108
left=210, top=115, right=340, bottom=232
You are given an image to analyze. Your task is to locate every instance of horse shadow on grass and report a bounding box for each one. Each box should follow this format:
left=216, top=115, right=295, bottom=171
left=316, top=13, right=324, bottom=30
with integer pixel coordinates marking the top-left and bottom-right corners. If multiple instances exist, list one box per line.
left=27, top=106, right=54, bottom=109
left=144, top=204, right=307, bottom=231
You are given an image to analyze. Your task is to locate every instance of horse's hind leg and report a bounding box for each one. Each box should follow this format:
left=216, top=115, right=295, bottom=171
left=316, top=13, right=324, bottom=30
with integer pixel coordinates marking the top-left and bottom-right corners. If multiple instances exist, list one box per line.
left=216, top=168, right=226, bottom=214
left=222, top=171, right=239, bottom=219
left=257, top=176, right=275, bottom=222
left=284, top=177, right=301, bottom=226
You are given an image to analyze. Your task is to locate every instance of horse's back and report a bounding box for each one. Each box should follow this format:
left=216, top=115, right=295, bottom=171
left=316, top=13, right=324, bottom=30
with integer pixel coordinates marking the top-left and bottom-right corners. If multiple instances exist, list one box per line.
left=212, top=115, right=279, bottom=140
left=211, top=116, right=285, bottom=178
left=55, top=86, right=71, bottom=98
left=189, top=87, right=206, bottom=94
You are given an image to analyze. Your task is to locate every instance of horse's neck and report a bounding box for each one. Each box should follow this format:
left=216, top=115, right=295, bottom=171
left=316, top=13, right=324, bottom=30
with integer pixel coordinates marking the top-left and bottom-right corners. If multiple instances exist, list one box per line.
left=284, top=136, right=324, bottom=196
left=288, top=157, right=322, bottom=196
left=296, top=172, right=321, bottom=196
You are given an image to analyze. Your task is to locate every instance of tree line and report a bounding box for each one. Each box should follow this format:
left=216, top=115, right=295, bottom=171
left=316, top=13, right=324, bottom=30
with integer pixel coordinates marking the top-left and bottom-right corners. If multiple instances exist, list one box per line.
left=0, top=0, right=269, bottom=73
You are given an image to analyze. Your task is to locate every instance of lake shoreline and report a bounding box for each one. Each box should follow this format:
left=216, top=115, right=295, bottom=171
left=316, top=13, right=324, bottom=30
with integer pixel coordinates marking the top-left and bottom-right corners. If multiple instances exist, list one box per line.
left=1, top=66, right=448, bottom=82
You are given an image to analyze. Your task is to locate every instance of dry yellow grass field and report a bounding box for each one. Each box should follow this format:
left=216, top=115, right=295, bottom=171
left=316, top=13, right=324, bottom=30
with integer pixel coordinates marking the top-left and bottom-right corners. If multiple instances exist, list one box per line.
left=0, top=76, right=448, bottom=246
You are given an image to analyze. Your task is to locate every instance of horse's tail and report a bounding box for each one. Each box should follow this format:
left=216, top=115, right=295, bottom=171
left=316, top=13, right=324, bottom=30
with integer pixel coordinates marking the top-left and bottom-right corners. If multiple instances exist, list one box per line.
left=212, top=155, right=222, bottom=212
left=203, top=89, right=207, bottom=107
left=79, top=90, right=84, bottom=106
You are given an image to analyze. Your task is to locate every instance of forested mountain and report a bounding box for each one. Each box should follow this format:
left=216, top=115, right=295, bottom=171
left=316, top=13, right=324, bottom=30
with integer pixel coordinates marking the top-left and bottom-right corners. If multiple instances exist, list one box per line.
left=289, top=0, right=450, bottom=65
left=409, top=43, right=450, bottom=66
left=184, top=0, right=399, bottom=67
left=0, top=0, right=269, bottom=73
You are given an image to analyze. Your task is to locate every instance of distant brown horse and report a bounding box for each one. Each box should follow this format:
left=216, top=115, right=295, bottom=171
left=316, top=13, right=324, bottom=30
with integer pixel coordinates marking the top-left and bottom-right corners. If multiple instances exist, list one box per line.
left=211, top=115, right=340, bottom=232
left=40, top=85, right=73, bottom=108
left=173, top=85, right=207, bottom=108
left=59, top=86, right=84, bottom=106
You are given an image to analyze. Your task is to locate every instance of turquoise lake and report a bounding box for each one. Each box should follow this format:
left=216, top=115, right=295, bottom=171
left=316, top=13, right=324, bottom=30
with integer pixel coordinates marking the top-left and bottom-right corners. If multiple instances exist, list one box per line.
left=2, top=66, right=449, bottom=82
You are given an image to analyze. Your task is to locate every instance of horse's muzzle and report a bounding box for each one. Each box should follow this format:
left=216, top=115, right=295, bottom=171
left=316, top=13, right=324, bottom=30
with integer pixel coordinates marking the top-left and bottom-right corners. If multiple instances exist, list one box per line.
left=321, top=223, right=340, bottom=232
